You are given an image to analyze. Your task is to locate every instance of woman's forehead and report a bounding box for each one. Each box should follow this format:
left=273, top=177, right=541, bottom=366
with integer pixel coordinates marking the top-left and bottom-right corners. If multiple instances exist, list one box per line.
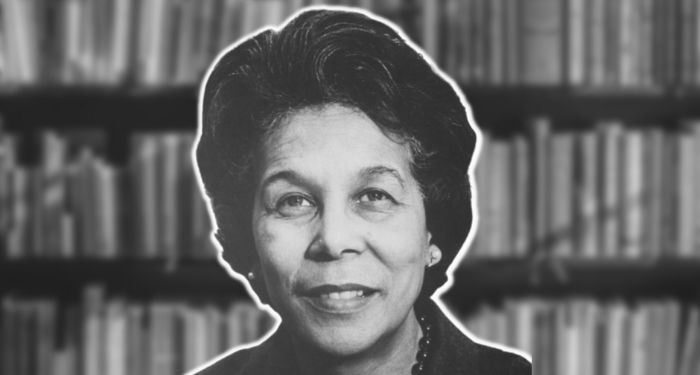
left=258, top=104, right=415, bottom=185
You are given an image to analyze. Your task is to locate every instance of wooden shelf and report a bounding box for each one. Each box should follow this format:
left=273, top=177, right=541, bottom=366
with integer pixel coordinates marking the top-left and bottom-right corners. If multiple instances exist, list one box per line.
left=3, top=258, right=700, bottom=305
left=0, top=259, right=247, bottom=302
left=0, top=86, right=197, bottom=132
left=445, top=258, right=700, bottom=309
left=460, top=86, right=700, bottom=135
left=3, top=86, right=700, bottom=136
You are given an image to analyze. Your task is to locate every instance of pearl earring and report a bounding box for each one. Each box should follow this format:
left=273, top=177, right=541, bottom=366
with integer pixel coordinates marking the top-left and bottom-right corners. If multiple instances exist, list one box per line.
left=247, top=271, right=255, bottom=280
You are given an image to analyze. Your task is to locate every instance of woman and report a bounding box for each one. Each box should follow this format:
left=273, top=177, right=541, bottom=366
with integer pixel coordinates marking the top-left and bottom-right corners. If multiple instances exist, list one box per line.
left=193, top=8, right=531, bottom=375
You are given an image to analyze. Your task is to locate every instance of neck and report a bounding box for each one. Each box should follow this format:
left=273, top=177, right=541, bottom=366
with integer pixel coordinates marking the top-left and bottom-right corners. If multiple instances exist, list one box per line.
left=291, top=309, right=423, bottom=375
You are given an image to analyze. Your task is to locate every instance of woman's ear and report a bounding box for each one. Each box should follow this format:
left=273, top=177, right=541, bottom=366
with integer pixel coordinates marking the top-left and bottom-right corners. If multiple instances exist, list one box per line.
left=425, top=232, right=442, bottom=267
left=427, top=244, right=442, bottom=267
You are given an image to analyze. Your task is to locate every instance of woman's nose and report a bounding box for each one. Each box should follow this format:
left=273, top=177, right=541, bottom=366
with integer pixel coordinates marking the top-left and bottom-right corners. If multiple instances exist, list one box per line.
left=308, top=205, right=365, bottom=260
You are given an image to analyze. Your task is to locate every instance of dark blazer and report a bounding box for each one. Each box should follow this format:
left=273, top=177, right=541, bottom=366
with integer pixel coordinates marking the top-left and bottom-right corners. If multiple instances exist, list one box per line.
left=195, top=300, right=532, bottom=375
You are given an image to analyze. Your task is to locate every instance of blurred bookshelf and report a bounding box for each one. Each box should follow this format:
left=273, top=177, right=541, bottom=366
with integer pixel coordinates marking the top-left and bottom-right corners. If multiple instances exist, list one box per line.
left=0, top=260, right=247, bottom=300
left=3, top=0, right=700, bottom=374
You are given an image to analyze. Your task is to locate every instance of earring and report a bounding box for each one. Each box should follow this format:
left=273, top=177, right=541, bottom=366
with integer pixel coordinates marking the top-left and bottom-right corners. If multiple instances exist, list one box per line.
left=247, top=271, right=255, bottom=280
left=428, top=249, right=442, bottom=267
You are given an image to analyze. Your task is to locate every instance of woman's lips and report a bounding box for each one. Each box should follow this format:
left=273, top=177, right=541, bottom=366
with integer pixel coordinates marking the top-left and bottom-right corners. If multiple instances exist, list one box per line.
left=299, top=283, right=379, bottom=314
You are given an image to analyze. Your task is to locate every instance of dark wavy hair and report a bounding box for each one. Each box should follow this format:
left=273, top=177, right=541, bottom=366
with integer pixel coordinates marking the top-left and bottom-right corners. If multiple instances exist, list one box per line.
left=195, top=8, right=477, bottom=302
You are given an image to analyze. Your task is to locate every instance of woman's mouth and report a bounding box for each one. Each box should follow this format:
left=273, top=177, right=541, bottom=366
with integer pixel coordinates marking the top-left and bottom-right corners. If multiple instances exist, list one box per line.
left=299, top=284, right=379, bottom=314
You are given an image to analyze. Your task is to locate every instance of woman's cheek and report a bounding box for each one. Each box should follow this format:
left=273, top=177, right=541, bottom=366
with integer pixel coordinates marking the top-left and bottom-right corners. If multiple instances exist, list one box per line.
left=256, top=218, right=310, bottom=276
left=371, top=211, right=428, bottom=264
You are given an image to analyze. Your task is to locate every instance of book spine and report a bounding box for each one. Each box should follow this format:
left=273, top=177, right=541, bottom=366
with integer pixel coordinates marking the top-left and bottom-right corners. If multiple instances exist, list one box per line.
left=640, top=129, right=665, bottom=257
left=639, top=0, right=655, bottom=86
left=82, top=284, right=105, bottom=375
left=492, top=141, right=511, bottom=257
left=619, top=0, right=635, bottom=86
left=575, top=131, right=599, bottom=259
left=680, top=0, right=694, bottom=84
left=692, top=123, right=700, bottom=257
left=530, top=118, right=551, bottom=255
left=620, top=130, right=644, bottom=258
left=421, top=0, right=439, bottom=61
left=568, top=0, right=586, bottom=85
left=604, top=0, right=621, bottom=86
left=520, top=0, right=563, bottom=85
left=549, top=133, right=574, bottom=257
left=488, top=0, right=504, bottom=84
left=472, top=132, right=491, bottom=258
left=598, top=122, right=622, bottom=258
left=511, top=136, right=530, bottom=257
left=588, top=0, right=606, bottom=85
left=676, top=130, right=696, bottom=257
left=504, top=0, right=520, bottom=84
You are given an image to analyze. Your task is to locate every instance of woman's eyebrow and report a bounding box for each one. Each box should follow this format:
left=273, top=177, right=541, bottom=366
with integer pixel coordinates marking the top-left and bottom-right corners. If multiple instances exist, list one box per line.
left=359, top=166, right=406, bottom=188
left=259, top=170, right=309, bottom=190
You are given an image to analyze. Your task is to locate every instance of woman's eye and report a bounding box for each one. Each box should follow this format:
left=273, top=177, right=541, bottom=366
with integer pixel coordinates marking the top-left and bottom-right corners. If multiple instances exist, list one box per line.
left=275, top=194, right=315, bottom=217
left=358, top=190, right=393, bottom=203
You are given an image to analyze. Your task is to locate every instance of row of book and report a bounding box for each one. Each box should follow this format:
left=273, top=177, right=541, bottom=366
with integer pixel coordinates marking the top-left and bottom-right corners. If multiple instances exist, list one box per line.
left=421, top=0, right=699, bottom=87
left=6, top=120, right=700, bottom=260
left=0, top=0, right=403, bottom=86
left=0, top=131, right=217, bottom=259
left=471, top=118, right=700, bottom=259
left=0, top=285, right=274, bottom=375
left=463, top=297, right=700, bottom=375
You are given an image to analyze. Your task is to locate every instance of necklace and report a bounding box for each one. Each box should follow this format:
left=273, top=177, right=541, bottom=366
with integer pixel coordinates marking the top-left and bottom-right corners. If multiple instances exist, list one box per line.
left=411, top=314, right=432, bottom=375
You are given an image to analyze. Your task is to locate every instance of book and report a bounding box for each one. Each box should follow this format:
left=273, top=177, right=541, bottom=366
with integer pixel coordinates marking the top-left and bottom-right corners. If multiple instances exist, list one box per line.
left=126, top=304, right=147, bottom=375
left=691, top=122, right=700, bottom=256
left=678, top=305, right=700, bottom=375
left=421, top=0, right=439, bottom=61
left=641, top=128, right=665, bottom=257
left=510, top=135, right=530, bottom=257
left=490, top=140, right=511, bottom=257
left=105, top=299, right=127, bottom=375
left=204, top=303, right=225, bottom=358
left=597, top=121, right=622, bottom=258
left=676, top=130, right=696, bottom=257
left=130, top=134, right=160, bottom=258
left=602, top=301, right=627, bottom=375
left=181, top=304, right=209, bottom=373
left=82, top=284, right=106, bottom=375
left=568, top=0, right=585, bottom=85
left=471, top=131, right=491, bottom=258
left=149, top=302, right=178, bottom=375
left=1, top=296, right=18, bottom=375
left=530, top=118, right=551, bottom=256
left=159, top=133, right=181, bottom=262
left=573, top=131, right=599, bottom=258
left=503, top=0, right=520, bottom=84
left=625, top=303, right=649, bottom=375
left=619, top=130, right=644, bottom=258
left=520, top=0, right=563, bottom=84
left=588, top=0, right=607, bottom=85
left=487, top=0, right=504, bottom=84
left=549, top=132, right=574, bottom=257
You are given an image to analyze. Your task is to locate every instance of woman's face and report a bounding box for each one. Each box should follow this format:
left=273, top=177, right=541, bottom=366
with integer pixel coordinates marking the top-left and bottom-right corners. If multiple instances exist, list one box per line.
left=252, top=104, right=439, bottom=357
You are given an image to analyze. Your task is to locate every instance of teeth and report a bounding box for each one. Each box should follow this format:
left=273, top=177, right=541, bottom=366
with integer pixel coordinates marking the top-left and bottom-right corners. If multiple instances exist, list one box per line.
left=320, top=290, right=367, bottom=299
left=339, top=291, right=355, bottom=299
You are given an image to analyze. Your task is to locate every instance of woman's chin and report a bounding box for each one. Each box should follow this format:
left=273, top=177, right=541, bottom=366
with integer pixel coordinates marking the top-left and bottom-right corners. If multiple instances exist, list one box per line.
left=287, top=298, right=390, bottom=358
left=300, top=324, right=380, bottom=359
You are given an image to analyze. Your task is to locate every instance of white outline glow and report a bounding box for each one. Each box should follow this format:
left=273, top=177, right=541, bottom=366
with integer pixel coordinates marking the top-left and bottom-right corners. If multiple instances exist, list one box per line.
left=187, top=5, right=532, bottom=374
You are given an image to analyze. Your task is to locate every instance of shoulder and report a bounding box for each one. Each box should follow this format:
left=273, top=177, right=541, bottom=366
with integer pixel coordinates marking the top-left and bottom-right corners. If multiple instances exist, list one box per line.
left=426, top=301, right=532, bottom=375
left=467, top=340, right=532, bottom=375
